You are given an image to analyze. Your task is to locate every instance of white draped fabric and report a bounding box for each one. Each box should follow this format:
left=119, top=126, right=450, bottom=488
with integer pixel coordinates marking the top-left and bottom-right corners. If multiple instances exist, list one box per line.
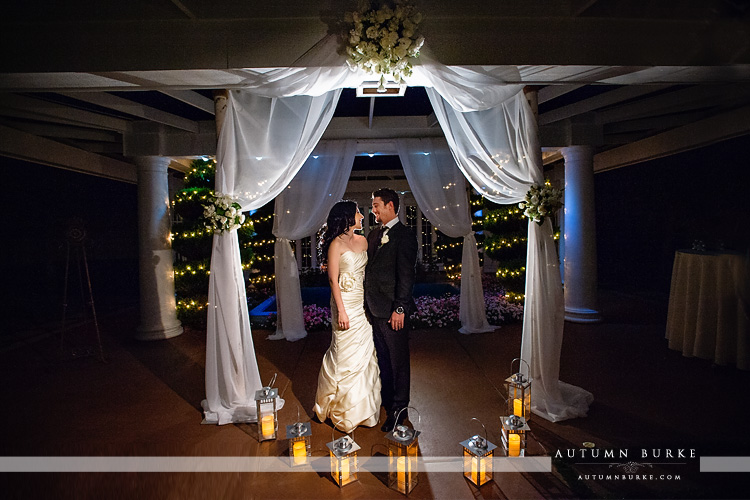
left=204, top=33, right=591, bottom=424
left=269, top=140, right=357, bottom=342
left=397, top=137, right=493, bottom=334
left=426, top=88, right=593, bottom=421
left=203, top=90, right=340, bottom=423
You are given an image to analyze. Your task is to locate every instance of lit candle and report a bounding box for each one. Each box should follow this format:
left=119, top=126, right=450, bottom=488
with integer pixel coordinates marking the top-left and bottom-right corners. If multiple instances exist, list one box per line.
left=292, top=441, right=307, bottom=465
left=340, top=458, right=350, bottom=483
left=261, top=415, right=274, bottom=439
left=397, top=456, right=406, bottom=492
left=470, top=457, right=486, bottom=485
left=513, top=398, right=523, bottom=417
left=509, top=434, right=521, bottom=457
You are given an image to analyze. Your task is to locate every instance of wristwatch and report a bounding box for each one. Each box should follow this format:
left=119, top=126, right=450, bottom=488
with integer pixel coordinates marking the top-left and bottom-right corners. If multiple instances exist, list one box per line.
left=395, top=306, right=405, bottom=315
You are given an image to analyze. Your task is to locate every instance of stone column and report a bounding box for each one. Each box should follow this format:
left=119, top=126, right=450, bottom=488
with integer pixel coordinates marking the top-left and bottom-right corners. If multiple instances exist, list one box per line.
left=561, top=146, right=602, bottom=323
left=135, top=156, right=183, bottom=340
left=551, top=161, right=567, bottom=283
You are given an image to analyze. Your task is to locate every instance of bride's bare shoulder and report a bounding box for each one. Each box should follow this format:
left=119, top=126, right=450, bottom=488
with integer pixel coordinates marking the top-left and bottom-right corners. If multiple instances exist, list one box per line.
left=355, top=234, right=368, bottom=252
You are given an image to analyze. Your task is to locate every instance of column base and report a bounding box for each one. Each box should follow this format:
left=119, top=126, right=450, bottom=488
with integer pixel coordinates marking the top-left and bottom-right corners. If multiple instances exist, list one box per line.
left=135, top=322, right=184, bottom=341
left=564, top=307, right=602, bottom=323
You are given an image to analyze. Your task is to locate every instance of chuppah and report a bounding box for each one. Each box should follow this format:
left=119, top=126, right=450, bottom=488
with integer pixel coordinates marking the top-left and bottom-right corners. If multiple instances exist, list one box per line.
left=201, top=1, right=592, bottom=427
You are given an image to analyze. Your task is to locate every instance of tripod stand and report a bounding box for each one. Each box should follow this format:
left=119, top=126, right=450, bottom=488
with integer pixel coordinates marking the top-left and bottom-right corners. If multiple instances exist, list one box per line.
left=61, top=219, right=105, bottom=362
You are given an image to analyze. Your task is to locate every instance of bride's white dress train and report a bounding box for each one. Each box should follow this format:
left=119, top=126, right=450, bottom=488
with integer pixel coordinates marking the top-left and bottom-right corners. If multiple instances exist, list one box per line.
left=313, top=251, right=381, bottom=433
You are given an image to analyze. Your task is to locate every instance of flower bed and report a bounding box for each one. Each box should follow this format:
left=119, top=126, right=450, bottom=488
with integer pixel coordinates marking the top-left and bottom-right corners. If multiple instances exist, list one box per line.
left=409, top=291, right=523, bottom=329
left=250, top=287, right=523, bottom=331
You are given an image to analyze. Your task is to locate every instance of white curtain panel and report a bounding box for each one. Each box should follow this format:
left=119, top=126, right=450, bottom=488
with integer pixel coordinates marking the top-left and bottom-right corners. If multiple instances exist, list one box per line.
left=426, top=89, right=593, bottom=422
left=269, top=140, right=357, bottom=342
left=397, top=137, right=493, bottom=334
left=203, top=90, right=340, bottom=424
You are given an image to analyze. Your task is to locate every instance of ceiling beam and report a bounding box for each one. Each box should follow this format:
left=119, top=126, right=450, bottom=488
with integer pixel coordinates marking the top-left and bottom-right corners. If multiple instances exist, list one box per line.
left=0, top=93, right=129, bottom=132
left=159, top=90, right=215, bottom=115
left=322, top=116, right=443, bottom=140
left=539, top=85, right=673, bottom=125
left=538, top=84, right=584, bottom=104
left=595, top=84, right=750, bottom=124
left=0, top=124, right=136, bottom=183
left=58, top=92, right=200, bottom=132
left=2, top=17, right=749, bottom=74
left=594, top=105, right=750, bottom=172
left=0, top=120, right=120, bottom=142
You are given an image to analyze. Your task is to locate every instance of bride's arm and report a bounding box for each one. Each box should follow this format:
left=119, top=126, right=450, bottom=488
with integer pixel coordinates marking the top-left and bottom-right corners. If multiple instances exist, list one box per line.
left=327, top=240, right=349, bottom=330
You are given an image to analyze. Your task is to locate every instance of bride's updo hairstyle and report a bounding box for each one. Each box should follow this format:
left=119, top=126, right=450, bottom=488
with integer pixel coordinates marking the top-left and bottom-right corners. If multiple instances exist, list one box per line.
left=319, top=200, right=358, bottom=265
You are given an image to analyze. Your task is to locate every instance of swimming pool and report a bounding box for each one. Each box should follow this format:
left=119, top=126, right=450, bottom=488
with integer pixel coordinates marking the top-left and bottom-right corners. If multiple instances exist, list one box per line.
left=249, top=283, right=459, bottom=318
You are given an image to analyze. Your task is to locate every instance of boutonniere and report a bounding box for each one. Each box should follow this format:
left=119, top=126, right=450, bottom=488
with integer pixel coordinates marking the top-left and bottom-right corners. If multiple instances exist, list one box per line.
left=380, top=233, right=390, bottom=246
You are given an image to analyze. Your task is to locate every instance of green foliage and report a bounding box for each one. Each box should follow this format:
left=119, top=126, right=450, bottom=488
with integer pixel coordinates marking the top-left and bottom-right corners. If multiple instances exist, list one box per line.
left=172, top=158, right=256, bottom=327
left=184, top=158, right=215, bottom=189
left=483, top=202, right=528, bottom=296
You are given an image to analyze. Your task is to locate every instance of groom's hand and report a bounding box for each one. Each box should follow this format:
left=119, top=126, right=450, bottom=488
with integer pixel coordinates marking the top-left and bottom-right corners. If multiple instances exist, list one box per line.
left=388, top=311, right=405, bottom=331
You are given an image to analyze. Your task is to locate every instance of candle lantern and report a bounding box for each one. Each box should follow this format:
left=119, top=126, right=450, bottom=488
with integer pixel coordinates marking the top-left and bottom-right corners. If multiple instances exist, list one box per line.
left=501, top=414, right=530, bottom=457
left=504, top=358, right=531, bottom=421
left=385, top=407, right=420, bottom=495
left=254, top=373, right=279, bottom=442
left=460, top=418, right=497, bottom=487
left=327, top=420, right=360, bottom=487
left=286, top=420, right=312, bottom=467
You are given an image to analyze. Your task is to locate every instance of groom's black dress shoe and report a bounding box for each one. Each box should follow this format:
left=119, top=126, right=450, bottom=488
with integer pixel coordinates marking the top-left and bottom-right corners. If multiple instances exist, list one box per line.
left=381, top=413, right=397, bottom=432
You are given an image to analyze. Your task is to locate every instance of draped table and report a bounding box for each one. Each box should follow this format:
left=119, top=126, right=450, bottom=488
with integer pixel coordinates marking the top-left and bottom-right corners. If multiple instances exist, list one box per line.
left=665, top=249, right=750, bottom=370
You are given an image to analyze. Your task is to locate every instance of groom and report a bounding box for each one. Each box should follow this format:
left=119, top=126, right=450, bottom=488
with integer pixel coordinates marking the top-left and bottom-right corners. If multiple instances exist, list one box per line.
left=365, top=188, right=418, bottom=432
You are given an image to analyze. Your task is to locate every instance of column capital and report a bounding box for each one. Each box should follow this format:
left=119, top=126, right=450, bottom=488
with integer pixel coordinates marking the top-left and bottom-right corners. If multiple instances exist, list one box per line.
left=560, top=145, right=595, bottom=162
left=134, top=155, right=172, bottom=172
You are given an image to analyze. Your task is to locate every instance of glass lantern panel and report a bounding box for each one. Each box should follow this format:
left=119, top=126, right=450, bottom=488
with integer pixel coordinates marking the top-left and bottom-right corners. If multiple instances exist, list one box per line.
left=331, top=454, right=358, bottom=487
left=463, top=448, right=493, bottom=486
left=388, top=442, right=419, bottom=494
left=502, top=428, right=527, bottom=457
left=289, top=436, right=310, bottom=467
left=257, top=401, right=277, bottom=440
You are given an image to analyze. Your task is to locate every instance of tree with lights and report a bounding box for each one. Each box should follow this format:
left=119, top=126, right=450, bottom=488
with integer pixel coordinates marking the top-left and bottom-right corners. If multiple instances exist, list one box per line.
left=482, top=203, right=528, bottom=302
left=170, top=158, right=256, bottom=326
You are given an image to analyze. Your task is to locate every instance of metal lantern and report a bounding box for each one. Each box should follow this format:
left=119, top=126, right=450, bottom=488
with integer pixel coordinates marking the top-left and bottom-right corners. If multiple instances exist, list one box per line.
left=504, top=358, right=531, bottom=421
left=501, top=414, right=530, bottom=457
left=385, top=407, right=420, bottom=495
left=286, top=420, right=312, bottom=467
left=327, top=420, right=360, bottom=487
left=254, top=373, right=279, bottom=442
left=460, top=418, right=497, bottom=487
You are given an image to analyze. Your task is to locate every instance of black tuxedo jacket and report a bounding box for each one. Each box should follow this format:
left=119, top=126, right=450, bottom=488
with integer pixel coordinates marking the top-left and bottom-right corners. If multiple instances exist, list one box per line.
left=365, top=221, right=418, bottom=319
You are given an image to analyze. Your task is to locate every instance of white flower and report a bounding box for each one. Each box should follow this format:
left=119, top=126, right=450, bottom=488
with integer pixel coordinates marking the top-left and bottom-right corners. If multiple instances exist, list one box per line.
left=380, top=233, right=390, bottom=245
left=344, top=0, right=423, bottom=84
left=339, top=272, right=356, bottom=292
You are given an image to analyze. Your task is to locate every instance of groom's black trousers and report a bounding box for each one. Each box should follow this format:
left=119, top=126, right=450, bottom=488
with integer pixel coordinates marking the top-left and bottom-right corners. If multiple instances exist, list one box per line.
left=371, top=316, right=410, bottom=414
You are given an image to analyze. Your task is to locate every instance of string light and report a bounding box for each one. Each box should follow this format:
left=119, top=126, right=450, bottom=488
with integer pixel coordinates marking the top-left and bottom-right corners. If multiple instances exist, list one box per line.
left=495, top=266, right=526, bottom=279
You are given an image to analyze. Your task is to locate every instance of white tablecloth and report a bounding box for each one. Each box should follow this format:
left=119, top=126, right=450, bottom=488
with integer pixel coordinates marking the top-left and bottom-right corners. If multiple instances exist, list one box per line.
left=666, top=250, right=749, bottom=370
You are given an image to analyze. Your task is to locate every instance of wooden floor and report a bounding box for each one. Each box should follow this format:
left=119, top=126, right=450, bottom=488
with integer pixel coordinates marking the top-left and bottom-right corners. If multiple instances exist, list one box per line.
left=1, top=290, right=748, bottom=499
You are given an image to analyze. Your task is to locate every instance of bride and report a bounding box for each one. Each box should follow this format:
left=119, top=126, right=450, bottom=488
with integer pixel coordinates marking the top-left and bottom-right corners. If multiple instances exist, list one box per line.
left=313, top=201, right=381, bottom=432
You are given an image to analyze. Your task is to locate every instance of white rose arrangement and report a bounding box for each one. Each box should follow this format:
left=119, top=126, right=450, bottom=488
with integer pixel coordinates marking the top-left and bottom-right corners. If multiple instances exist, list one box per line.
left=518, top=183, right=563, bottom=225
left=344, top=0, right=425, bottom=90
left=202, top=193, right=246, bottom=234
left=380, top=233, right=390, bottom=246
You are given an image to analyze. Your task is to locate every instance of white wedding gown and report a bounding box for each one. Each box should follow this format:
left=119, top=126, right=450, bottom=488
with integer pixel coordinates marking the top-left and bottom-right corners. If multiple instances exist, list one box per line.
left=313, top=251, right=381, bottom=433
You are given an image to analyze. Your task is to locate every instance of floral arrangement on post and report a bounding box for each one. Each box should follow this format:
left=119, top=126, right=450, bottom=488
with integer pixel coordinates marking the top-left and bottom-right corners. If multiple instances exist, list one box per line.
left=344, top=0, right=425, bottom=91
left=202, top=193, right=246, bottom=234
left=518, top=183, right=563, bottom=225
